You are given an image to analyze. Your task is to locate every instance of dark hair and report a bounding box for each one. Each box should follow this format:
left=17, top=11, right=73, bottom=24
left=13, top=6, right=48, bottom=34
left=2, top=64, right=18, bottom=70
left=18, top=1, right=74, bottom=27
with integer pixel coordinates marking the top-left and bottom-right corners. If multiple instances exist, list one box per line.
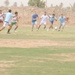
left=15, top=12, right=18, bottom=14
left=8, top=10, right=12, bottom=12
left=52, top=14, right=55, bottom=16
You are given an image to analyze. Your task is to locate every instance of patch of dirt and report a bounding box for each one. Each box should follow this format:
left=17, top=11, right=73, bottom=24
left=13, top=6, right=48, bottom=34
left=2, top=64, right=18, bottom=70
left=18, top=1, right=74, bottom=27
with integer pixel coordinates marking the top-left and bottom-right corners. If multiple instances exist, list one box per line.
left=0, top=60, right=15, bottom=68
left=29, top=59, right=44, bottom=63
left=0, top=39, right=75, bottom=48
left=0, top=64, right=14, bottom=68
left=29, top=53, right=75, bottom=63
left=48, top=53, right=75, bottom=62
left=0, top=73, right=9, bottom=75
left=0, top=61, right=15, bottom=63
left=48, top=53, right=75, bottom=57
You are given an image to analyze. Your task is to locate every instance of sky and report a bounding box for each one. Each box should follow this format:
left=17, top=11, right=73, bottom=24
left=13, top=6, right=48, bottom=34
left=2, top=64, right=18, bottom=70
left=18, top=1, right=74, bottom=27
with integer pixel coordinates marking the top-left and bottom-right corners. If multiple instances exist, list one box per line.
left=0, top=0, right=75, bottom=7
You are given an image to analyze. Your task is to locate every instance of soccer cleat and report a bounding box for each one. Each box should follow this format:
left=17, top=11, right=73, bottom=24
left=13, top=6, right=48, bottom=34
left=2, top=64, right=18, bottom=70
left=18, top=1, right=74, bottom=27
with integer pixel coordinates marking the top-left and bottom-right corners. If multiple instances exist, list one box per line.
left=14, top=30, right=17, bottom=32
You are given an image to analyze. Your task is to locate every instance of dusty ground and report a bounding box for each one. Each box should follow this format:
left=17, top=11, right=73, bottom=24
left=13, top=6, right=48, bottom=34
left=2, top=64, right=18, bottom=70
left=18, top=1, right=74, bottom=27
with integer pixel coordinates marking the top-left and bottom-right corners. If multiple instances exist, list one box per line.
left=0, top=6, right=75, bottom=75
left=0, top=39, right=75, bottom=48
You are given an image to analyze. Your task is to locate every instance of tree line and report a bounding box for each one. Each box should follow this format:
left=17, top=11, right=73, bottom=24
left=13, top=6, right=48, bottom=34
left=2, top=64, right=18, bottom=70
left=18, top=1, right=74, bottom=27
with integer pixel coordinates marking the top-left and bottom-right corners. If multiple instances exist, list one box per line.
left=2, top=0, right=75, bottom=10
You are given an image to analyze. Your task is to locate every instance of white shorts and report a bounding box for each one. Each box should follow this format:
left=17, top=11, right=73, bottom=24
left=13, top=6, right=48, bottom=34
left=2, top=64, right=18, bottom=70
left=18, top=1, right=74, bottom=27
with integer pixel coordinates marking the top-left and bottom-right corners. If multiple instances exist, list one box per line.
left=60, top=22, right=65, bottom=26
left=34, top=21, right=37, bottom=25
left=40, top=21, right=46, bottom=25
left=3, top=21, right=10, bottom=27
left=32, top=21, right=37, bottom=25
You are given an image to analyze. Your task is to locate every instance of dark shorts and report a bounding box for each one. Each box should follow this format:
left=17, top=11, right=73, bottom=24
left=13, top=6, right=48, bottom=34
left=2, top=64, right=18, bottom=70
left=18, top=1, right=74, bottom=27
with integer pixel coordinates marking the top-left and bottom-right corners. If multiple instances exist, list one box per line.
left=32, top=20, right=37, bottom=26
left=50, top=21, right=54, bottom=25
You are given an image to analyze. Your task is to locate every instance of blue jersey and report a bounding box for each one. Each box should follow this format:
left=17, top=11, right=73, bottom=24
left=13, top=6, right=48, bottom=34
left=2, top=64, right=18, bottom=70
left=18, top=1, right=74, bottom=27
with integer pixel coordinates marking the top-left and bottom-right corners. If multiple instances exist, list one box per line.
left=4, top=12, right=13, bottom=23
left=49, top=15, right=56, bottom=22
left=32, top=14, right=38, bottom=22
left=59, top=16, right=66, bottom=23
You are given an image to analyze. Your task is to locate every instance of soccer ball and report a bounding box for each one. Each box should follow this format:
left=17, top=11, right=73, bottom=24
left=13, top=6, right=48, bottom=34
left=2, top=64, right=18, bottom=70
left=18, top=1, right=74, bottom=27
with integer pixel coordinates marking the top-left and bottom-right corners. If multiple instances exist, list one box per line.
left=54, top=27, right=58, bottom=30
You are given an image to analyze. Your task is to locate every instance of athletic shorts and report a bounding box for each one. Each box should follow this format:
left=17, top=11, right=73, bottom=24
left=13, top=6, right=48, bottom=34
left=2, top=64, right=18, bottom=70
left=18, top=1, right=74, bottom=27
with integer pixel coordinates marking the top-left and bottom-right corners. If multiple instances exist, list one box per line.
left=11, top=22, right=17, bottom=26
left=32, top=21, right=37, bottom=26
left=50, top=21, right=54, bottom=24
left=60, top=22, right=65, bottom=26
left=3, top=21, right=10, bottom=27
left=40, top=21, right=46, bottom=25
left=0, top=20, right=3, bottom=23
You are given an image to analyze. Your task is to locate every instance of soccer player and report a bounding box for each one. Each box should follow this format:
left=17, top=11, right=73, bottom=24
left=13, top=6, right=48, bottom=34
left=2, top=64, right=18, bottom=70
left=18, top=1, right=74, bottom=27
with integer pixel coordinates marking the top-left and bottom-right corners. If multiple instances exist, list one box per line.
left=47, top=14, right=57, bottom=31
left=38, top=12, right=48, bottom=30
left=7, top=12, right=19, bottom=33
left=0, top=9, right=13, bottom=33
left=31, top=11, right=38, bottom=31
left=0, top=10, right=4, bottom=24
left=58, top=14, right=66, bottom=31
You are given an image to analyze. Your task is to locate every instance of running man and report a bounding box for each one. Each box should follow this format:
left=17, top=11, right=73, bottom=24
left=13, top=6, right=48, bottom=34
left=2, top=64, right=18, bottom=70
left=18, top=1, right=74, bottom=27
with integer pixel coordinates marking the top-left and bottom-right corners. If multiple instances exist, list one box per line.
left=0, top=10, right=4, bottom=24
left=7, top=12, right=19, bottom=33
left=58, top=14, right=66, bottom=31
left=0, top=9, right=13, bottom=33
left=38, top=12, right=48, bottom=30
left=31, top=11, right=38, bottom=31
left=47, top=14, right=57, bottom=31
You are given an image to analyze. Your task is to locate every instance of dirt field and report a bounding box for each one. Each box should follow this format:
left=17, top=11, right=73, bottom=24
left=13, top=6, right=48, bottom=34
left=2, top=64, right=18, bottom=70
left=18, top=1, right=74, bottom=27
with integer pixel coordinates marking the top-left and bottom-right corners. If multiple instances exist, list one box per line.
left=0, top=6, right=75, bottom=75
left=0, top=39, right=75, bottom=48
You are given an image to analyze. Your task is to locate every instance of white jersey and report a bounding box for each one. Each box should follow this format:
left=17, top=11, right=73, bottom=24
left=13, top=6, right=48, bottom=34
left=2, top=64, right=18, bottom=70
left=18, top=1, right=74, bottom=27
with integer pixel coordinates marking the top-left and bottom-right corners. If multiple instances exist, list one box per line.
left=0, top=13, right=3, bottom=21
left=41, top=15, right=48, bottom=22
left=12, top=15, right=17, bottom=22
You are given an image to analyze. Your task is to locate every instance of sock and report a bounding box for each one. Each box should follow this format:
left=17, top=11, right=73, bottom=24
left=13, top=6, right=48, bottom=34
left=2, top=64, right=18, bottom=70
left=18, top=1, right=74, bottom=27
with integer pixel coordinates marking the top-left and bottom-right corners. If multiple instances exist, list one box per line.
left=14, top=28, right=17, bottom=31
left=7, top=29, right=10, bottom=33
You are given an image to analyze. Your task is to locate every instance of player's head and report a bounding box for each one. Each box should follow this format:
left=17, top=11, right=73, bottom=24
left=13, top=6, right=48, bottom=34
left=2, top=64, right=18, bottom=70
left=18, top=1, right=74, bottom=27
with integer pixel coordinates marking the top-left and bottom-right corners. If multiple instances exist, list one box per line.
left=15, top=12, right=18, bottom=15
left=33, top=10, right=36, bottom=14
left=61, top=14, right=63, bottom=17
left=52, top=14, right=55, bottom=17
left=8, top=9, right=12, bottom=13
left=32, top=10, right=36, bottom=14
left=0, top=10, right=2, bottom=14
left=15, top=12, right=18, bottom=16
left=44, top=11, right=47, bottom=15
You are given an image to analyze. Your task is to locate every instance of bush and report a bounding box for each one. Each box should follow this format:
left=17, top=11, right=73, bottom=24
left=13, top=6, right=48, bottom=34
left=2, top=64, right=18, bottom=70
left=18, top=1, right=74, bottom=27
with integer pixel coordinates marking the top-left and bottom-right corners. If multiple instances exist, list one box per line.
left=28, top=0, right=45, bottom=8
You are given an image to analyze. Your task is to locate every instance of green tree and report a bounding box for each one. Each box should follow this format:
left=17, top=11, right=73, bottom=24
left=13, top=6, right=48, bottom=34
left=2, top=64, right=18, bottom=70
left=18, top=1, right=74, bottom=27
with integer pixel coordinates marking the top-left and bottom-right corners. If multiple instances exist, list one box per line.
left=4, top=0, right=9, bottom=7
left=28, top=0, right=45, bottom=8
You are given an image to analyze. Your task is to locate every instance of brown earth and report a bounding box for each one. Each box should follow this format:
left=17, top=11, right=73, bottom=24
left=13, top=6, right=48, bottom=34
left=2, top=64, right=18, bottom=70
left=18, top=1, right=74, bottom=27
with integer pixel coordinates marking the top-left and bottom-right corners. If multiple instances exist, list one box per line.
left=0, top=39, right=75, bottom=48
left=0, top=6, right=75, bottom=75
